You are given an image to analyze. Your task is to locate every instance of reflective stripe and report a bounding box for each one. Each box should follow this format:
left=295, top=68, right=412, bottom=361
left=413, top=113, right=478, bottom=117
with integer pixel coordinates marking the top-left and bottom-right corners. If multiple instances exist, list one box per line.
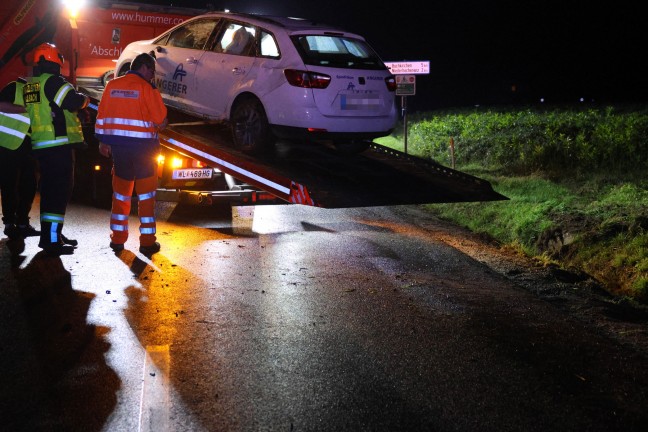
left=111, top=213, right=129, bottom=221
left=49, top=222, right=59, bottom=243
left=114, top=192, right=132, bottom=202
left=0, top=125, right=27, bottom=139
left=53, top=83, right=73, bottom=106
left=138, top=191, right=156, bottom=201
left=95, top=116, right=158, bottom=139
left=111, top=224, right=128, bottom=231
left=32, top=137, right=70, bottom=149
left=140, top=216, right=155, bottom=224
left=140, top=227, right=156, bottom=234
left=2, top=112, right=30, bottom=125
left=40, top=212, right=64, bottom=244
left=0, top=110, right=29, bottom=149
left=41, top=213, right=64, bottom=223
left=96, top=117, right=154, bottom=129
left=94, top=127, right=157, bottom=139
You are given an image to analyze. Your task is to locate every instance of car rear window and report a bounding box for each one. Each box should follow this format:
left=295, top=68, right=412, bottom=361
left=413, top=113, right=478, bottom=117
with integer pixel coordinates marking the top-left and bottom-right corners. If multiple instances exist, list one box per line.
left=292, top=35, right=386, bottom=70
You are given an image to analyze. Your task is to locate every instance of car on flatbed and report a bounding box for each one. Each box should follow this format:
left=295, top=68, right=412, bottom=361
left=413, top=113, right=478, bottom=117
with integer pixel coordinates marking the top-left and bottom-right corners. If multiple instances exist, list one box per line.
left=115, top=11, right=398, bottom=155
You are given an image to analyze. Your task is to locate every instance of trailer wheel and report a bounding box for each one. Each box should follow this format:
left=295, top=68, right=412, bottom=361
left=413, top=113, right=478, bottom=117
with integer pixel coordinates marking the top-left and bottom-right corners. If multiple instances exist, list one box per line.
left=230, top=96, right=273, bottom=155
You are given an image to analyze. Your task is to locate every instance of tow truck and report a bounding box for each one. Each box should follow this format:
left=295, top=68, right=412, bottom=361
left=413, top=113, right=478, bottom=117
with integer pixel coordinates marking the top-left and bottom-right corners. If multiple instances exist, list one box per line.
left=2, top=0, right=507, bottom=209
left=0, top=0, right=207, bottom=88
left=81, top=91, right=507, bottom=209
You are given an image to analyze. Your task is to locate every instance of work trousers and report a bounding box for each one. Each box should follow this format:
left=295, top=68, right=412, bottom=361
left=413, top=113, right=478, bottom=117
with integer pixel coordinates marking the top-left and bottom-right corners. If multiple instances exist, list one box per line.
left=110, top=174, right=157, bottom=247
left=34, top=146, right=75, bottom=246
left=0, top=139, right=37, bottom=226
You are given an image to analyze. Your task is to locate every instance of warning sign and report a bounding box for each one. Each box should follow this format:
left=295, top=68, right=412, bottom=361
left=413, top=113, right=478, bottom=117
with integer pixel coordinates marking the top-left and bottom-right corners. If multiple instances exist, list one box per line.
left=395, top=75, right=416, bottom=96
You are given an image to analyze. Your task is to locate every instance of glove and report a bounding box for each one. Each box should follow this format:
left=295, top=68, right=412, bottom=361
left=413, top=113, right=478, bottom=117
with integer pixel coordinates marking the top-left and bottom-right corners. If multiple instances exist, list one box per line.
left=78, top=108, right=91, bottom=125
left=98, top=142, right=112, bottom=158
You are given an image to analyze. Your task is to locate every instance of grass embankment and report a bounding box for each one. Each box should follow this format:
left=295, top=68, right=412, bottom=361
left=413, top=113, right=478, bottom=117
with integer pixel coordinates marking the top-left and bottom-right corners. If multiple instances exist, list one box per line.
left=376, top=104, right=648, bottom=303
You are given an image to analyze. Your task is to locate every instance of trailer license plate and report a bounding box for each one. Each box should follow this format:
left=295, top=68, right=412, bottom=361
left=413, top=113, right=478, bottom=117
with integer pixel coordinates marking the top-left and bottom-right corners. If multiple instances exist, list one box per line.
left=172, top=168, right=213, bottom=179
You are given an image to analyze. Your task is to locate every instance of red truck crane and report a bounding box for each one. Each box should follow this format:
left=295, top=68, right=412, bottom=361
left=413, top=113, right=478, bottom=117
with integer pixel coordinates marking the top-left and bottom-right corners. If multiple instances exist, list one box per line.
left=0, top=0, right=206, bottom=88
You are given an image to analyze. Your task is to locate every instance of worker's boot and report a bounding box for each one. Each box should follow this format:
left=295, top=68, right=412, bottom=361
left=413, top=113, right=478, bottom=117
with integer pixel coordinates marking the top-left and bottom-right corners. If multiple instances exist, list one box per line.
left=3, top=224, right=19, bottom=240
left=38, top=217, right=74, bottom=256
left=61, top=234, right=78, bottom=246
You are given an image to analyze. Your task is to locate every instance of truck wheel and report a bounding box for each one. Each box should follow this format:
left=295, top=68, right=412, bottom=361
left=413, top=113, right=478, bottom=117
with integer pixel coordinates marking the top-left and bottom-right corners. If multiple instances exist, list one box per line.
left=230, top=96, right=273, bottom=155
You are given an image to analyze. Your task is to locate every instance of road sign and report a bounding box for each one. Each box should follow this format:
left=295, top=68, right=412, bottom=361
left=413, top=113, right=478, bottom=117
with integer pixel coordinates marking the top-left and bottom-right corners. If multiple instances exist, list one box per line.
left=384, top=61, right=430, bottom=75
left=396, top=75, right=415, bottom=96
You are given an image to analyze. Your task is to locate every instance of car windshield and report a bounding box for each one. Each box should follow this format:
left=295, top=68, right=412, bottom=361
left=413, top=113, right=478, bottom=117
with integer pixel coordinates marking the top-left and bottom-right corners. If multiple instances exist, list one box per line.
left=292, top=35, right=386, bottom=70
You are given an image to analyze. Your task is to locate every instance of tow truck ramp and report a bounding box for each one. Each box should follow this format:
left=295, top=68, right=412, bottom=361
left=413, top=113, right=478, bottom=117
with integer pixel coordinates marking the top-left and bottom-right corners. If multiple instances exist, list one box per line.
left=86, top=93, right=506, bottom=208
left=160, top=120, right=507, bottom=208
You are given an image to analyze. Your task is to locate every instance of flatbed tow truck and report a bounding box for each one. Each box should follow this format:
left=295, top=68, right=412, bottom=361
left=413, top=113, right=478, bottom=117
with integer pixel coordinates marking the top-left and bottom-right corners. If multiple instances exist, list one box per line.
left=82, top=89, right=507, bottom=209
left=2, top=0, right=506, bottom=209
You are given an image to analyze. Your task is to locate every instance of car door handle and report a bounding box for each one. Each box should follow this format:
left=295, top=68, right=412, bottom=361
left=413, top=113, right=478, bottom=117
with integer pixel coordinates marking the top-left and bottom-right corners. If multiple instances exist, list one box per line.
left=231, top=67, right=245, bottom=75
left=185, top=57, right=198, bottom=64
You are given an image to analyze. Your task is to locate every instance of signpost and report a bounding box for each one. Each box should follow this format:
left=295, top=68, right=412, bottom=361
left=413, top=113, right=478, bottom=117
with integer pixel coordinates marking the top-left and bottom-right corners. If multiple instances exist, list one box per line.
left=385, top=61, right=430, bottom=153
left=395, top=74, right=416, bottom=96
left=384, top=61, right=430, bottom=75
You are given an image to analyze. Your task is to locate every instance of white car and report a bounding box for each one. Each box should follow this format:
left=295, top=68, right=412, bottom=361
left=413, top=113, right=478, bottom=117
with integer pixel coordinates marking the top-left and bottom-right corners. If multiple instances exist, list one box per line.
left=114, top=11, right=397, bottom=155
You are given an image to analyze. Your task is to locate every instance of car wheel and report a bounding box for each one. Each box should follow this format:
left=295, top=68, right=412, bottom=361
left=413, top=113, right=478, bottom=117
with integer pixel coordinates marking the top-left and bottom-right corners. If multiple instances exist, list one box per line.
left=230, top=97, right=273, bottom=155
left=333, top=140, right=371, bottom=155
left=117, top=63, right=131, bottom=77
left=102, top=70, right=115, bottom=86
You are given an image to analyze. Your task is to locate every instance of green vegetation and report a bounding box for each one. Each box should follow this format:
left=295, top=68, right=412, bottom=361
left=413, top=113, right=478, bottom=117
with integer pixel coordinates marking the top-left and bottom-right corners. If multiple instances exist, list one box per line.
left=376, top=104, right=648, bottom=303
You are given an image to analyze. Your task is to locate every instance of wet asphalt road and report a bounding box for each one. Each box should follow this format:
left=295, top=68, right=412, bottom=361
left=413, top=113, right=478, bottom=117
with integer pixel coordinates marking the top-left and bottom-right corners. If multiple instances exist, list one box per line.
left=1, top=197, right=647, bottom=432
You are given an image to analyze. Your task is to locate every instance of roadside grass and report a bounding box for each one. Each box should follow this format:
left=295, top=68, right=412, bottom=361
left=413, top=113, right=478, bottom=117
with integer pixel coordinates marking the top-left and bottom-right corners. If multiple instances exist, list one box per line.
left=375, top=104, right=648, bottom=303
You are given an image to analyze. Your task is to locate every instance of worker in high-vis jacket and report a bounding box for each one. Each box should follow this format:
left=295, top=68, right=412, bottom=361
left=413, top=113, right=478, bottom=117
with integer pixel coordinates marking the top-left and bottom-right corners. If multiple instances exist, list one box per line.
left=23, top=42, right=90, bottom=255
left=0, top=78, right=39, bottom=240
left=95, top=52, right=168, bottom=256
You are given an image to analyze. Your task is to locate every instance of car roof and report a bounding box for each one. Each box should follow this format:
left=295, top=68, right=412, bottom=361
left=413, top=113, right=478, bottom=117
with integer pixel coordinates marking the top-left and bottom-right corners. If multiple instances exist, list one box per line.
left=191, top=11, right=356, bottom=35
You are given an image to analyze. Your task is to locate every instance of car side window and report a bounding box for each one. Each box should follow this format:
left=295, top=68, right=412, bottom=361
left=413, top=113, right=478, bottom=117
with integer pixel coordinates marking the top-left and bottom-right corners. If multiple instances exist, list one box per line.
left=259, top=30, right=280, bottom=58
left=216, top=23, right=256, bottom=56
left=166, top=19, right=219, bottom=50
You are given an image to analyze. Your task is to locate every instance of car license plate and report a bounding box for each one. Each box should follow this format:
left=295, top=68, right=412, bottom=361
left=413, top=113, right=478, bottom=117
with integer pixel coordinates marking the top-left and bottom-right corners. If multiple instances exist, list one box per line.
left=340, top=93, right=380, bottom=110
left=172, top=168, right=213, bottom=179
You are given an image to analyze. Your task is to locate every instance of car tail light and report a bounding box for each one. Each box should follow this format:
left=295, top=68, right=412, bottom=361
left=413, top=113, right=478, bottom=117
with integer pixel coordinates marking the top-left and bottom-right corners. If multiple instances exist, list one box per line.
left=284, top=69, right=331, bottom=89
left=385, top=76, right=397, bottom=92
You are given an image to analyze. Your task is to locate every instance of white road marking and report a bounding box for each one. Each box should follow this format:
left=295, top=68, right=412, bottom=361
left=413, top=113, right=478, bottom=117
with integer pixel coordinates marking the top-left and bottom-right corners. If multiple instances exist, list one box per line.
left=138, top=345, right=170, bottom=432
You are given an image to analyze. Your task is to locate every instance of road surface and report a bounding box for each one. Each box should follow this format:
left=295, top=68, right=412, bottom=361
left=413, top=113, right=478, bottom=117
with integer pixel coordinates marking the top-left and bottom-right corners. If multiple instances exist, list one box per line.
left=1, top=198, right=647, bottom=431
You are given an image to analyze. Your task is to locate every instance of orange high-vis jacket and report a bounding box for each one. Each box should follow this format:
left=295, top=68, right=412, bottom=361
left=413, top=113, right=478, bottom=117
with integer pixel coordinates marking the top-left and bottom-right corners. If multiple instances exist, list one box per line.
left=95, top=72, right=167, bottom=144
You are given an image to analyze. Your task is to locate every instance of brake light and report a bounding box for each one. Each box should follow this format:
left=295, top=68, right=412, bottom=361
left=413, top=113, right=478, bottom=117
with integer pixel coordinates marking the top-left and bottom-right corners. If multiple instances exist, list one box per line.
left=284, top=69, right=331, bottom=89
left=385, top=76, right=397, bottom=92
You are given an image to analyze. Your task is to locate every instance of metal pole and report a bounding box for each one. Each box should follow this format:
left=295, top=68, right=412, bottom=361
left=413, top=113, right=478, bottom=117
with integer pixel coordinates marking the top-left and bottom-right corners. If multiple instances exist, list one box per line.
left=402, top=96, right=408, bottom=154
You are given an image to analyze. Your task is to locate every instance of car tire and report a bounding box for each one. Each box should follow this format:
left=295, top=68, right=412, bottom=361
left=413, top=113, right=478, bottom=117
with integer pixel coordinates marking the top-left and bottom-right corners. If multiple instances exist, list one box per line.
left=117, top=63, right=131, bottom=77
left=230, top=96, right=273, bottom=155
left=101, top=70, right=115, bottom=86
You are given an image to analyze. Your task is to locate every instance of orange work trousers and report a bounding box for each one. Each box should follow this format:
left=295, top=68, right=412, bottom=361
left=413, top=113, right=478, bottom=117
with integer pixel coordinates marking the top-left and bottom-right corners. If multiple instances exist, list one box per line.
left=110, top=174, right=157, bottom=247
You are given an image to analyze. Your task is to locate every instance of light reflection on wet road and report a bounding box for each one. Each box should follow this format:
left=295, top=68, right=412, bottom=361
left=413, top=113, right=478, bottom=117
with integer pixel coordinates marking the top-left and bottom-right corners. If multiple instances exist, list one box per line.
left=1, top=198, right=647, bottom=431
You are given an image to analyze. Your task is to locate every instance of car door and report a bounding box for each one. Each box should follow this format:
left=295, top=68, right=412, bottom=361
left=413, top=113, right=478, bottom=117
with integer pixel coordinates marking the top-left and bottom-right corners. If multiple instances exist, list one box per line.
left=153, top=18, right=220, bottom=116
left=193, top=21, right=257, bottom=119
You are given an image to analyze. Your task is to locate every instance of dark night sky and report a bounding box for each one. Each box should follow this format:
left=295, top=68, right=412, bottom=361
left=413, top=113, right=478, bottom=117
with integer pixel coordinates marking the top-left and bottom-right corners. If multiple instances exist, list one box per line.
left=134, top=0, right=646, bottom=111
